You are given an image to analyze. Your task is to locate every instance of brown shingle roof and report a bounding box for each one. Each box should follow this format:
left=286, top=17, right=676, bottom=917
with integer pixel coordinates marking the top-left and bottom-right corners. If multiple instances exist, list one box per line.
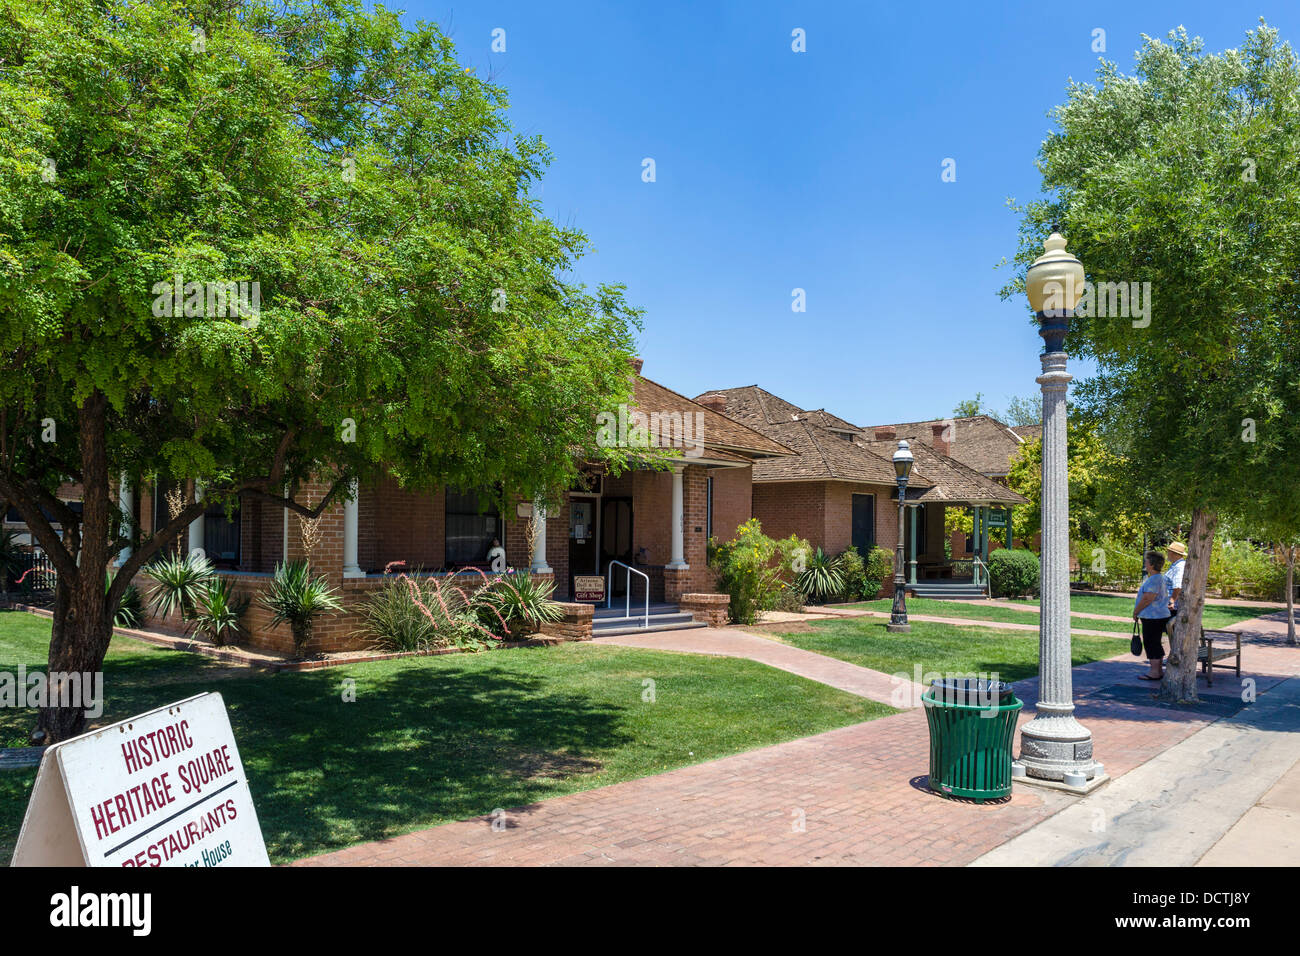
left=868, top=415, right=1030, bottom=477
left=632, top=377, right=793, bottom=459
left=697, top=386, right=861, bottom=434
left=857, top=438, right=1029, bottom=505
left=750, top=421, right=899, bottom=483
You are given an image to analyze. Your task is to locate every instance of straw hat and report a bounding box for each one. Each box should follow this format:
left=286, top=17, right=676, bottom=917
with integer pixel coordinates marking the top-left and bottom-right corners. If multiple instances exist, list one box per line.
left=1167, top=541, right=1187, bottom=558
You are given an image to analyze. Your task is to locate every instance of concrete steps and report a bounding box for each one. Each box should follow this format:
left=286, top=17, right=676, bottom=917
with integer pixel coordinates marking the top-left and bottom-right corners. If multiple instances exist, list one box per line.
left=591, top=602, right=706, bottom=636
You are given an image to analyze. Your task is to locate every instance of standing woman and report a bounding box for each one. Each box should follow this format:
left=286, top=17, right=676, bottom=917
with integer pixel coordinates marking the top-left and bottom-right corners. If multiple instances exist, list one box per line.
left=1134, top=551, right=1172, bottom=680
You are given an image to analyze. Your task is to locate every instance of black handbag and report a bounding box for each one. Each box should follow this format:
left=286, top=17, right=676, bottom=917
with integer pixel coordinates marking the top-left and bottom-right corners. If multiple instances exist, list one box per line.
left=1130, top=619, right=1144, bottom=656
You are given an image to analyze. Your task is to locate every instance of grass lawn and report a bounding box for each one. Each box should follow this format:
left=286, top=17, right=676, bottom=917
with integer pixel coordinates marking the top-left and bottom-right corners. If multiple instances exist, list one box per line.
left=0, top=609, right=891, bottom=864
left=770, top=617, right=1127, bottom=685
left=1006, top=594, right=1275, bottom=630
left=841, top=597, right=1131, bottom=634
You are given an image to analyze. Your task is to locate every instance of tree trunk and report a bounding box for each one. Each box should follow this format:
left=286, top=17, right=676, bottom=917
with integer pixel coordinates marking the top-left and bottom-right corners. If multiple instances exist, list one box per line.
left=37, top=390, right=116, bottom=743
left=1287, top=546, right=1296, bottom=647
left=1159, top=507, right=1217, bottom=703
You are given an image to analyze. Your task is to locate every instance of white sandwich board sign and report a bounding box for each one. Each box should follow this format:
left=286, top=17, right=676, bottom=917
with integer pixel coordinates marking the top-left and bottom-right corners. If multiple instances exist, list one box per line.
left=11, top=692, right=270, bottom=867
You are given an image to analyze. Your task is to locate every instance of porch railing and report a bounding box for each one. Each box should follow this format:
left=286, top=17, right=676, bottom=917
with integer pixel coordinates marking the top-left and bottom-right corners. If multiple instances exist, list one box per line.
left=605, top=560, right=649, bottom=629
left=972, top=555, right=990, bottom=596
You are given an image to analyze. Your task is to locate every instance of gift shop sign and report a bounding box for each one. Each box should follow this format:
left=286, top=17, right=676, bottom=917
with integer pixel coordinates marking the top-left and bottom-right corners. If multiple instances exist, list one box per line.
left=11, top=692, right=269, bottom=867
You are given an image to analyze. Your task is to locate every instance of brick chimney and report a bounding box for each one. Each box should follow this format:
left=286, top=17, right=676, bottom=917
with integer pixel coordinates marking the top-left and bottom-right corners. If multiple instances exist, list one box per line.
left=930, top=421, right=951, bottom=457
left=874, top=426, right=897, bottom=441
left=629, top=356, right=644, bottom=375
left=697, top=393, right=727, bottom=414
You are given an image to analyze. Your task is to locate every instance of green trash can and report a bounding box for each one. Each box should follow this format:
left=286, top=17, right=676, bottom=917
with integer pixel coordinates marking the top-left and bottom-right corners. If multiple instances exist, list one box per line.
left=922, top=677, right=1022, bottom=802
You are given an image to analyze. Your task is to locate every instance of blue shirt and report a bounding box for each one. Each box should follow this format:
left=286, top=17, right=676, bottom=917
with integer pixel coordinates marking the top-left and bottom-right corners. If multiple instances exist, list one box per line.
left=1136, top=573, right=1171, bottom=619
left=1165, top=560, right=1185, bottom=611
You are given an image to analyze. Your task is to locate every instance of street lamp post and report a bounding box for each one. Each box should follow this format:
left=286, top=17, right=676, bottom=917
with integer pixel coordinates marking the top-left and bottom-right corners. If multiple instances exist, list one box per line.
left=887, top=440, right=914, bottom=634
left=1014, top=233, right=1103, bottom=789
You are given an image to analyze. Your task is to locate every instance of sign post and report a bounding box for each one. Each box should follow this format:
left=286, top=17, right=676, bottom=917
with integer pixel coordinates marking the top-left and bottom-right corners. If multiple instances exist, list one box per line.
left=573, top=575, right=605, bottom=602
left=11, top=692, right=270, bottom=867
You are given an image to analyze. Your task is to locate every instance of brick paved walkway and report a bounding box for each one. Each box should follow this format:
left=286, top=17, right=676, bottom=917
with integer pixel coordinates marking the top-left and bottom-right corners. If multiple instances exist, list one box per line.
left=296, top=612, right=1298, bottom=867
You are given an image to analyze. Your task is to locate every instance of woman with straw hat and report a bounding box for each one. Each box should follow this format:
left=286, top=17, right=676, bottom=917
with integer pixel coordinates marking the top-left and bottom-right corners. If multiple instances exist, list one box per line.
left=1165, top=542, right=1187, bottom=617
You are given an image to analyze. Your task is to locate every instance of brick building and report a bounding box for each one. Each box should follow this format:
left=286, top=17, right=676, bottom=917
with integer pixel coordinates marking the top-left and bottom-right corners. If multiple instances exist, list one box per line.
left=695, top=387, right=1027, bottom=597
left=110, top=367, right=790, bottom=654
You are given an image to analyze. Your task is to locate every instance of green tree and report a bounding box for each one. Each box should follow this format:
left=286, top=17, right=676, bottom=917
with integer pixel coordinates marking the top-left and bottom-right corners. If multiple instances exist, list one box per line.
left=1005, top=417, right=1145, bottom=545
left=952, top=393, right=991, bottom=418
left=0, top=0, right=642, bottom=739
left=1002, top=394, right=1042, bottom=427
left=1003, top=23, right=1300, bottom=701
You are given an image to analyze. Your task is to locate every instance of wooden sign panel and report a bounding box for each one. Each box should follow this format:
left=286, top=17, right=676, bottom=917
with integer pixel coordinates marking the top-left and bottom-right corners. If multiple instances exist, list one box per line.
left=573, top=575, right=605, bottom=602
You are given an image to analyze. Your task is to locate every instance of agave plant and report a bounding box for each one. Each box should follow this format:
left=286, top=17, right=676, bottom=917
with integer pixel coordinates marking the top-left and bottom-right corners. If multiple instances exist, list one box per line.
left=109, top=575, right=145, bottom=629
left=192, top=576, right=250, bottom=647
left=473, top=571, right=563, bottom=639
left=795, top=548, right=846, bottom=604
left=142, top=551, right=215, bottom=622
left=260, top=560, right=343, bottom=659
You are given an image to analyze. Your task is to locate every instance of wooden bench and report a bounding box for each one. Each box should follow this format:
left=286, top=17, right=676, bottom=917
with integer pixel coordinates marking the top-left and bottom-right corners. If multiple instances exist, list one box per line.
left=1197, top=628, right=1242, bottom=687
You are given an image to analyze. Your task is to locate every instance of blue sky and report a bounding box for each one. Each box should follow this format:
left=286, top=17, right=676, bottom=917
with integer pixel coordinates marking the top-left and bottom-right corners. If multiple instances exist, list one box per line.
left=408, top=1, right=1299, bottom=425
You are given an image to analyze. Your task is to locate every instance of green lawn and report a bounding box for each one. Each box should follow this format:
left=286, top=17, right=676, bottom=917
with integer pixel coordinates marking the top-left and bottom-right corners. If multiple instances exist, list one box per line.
left=771, top=617, right=1127, bottom=685
left=1006, top=594, right=1274, bottom=630
left=840, top=597, right=1131, bottom=634
left=0, top=609, right=891, bottom=864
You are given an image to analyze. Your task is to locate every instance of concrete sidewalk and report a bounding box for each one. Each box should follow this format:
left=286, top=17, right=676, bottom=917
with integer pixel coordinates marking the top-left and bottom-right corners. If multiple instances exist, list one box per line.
left=972, top=675, right=1300, bottom=866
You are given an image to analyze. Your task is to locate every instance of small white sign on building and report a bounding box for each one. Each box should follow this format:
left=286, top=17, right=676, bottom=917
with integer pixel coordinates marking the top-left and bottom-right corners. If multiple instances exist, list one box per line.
left=11, top=692, right=270, bottom=867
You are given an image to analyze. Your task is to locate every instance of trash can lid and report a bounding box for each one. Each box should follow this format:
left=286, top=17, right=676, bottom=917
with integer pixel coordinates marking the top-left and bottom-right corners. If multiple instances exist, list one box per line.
left=929, top=677, right=1015, bottom=704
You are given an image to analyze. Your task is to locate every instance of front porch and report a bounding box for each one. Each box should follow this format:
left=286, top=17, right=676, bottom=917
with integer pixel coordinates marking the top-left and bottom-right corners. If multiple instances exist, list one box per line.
left=891, top=497, right=1016, bottom=598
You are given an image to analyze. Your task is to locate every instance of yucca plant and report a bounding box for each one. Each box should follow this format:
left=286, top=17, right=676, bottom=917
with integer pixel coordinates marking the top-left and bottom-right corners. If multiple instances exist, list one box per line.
left=110, top=576, right=145, bottom=629
left=142, top=551, right=215, bottom=622
left=473, top=571, right=563, bottom=639
left=192, top=576, right=250, bottom=647
left=260, top=560, right=343, bottom=659
left=795, top=548, right=845, bottom=604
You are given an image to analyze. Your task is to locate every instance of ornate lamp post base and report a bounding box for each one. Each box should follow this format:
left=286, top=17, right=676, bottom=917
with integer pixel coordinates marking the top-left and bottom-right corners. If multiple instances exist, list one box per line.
left=1016, top=712, right=1101, bottom=783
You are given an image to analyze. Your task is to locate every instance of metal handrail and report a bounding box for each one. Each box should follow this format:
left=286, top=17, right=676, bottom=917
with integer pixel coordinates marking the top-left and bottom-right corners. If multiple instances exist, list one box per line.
left=605, top=560, right=649, bottom=629
left=972, top=555, right=990, bottom=595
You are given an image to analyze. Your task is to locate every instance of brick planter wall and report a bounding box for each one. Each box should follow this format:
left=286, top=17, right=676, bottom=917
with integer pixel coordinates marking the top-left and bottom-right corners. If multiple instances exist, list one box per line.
left=678, top=592, right=730, bottom=628
left=539, top=602, right=594, bottom=641
left=131, top=568, right=558, bottom=657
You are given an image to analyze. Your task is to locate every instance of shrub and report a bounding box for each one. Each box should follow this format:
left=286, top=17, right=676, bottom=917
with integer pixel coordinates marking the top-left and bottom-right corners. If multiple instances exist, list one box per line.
left=260, top=560, right=344, bottom=658
left=862, top=546, right=894, bottom=600
left=361, top=574, right=490, bottom=651
left=473, top=571, right=563, bottom=639
left=796, top=548, right=845, bottom=604
left=989, top=548, right=1039, bottom=598
left=772, top=587, right=805, bottom=613
left=1210, top=540, right=1287, bottom=600
left=191, top=576, right=250, bottom=647
left=709, top=519, right=784, bottom=625
left=836, top=547, right=866, bottom=602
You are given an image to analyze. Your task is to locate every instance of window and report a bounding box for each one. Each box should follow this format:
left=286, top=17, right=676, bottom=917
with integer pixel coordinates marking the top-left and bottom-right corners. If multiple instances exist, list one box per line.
left=445, top=489, right=499, bottom=567
left=851, top=494, right=875, bottom=554
left=204, top=503, right=240, bottom=565
left=706, top=477, right=714, bottom=539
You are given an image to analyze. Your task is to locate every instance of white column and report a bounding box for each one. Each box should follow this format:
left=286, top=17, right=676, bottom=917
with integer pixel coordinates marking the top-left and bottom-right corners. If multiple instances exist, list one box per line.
left=187, top=481, right=204, bottom=557
left=343, top=479, right=362, bottom=577
left=530, top=501, right=552, bottom=573
left=1017, top=349, right=1097, bottom=784
left=117, top=472, right=133, bottom=566
left=667, top=466, right=688, bottom=569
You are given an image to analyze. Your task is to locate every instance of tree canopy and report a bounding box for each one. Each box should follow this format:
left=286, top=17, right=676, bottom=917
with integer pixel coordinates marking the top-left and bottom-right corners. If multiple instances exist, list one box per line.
left=1003, top=22, right=1300, bottom=700
left=0, top=0, right=642, bottom=738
